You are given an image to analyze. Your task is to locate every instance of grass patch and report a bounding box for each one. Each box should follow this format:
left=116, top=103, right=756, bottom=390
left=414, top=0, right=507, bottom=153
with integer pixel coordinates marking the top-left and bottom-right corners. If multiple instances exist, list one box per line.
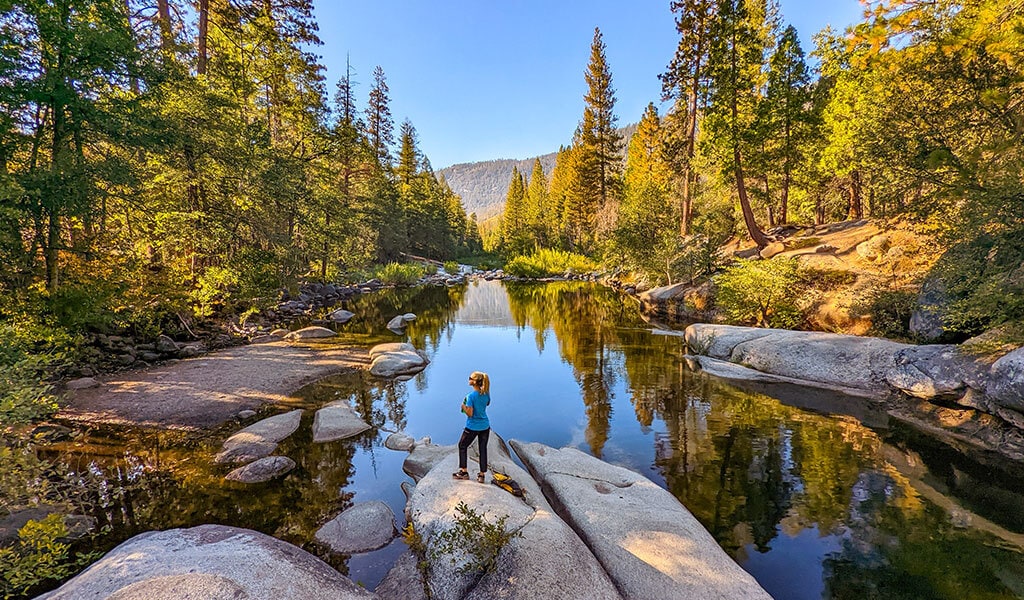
left=504, top=249, right=595, bottom=278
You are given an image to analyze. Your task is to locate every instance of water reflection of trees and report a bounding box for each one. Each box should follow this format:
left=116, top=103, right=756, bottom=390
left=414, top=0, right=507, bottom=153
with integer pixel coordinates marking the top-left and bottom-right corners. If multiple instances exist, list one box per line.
left=500, top=281, right=1022, bottom=597
left=504, top=282, right=641, bottom=457
left=338, top=285, right=466, bottom=354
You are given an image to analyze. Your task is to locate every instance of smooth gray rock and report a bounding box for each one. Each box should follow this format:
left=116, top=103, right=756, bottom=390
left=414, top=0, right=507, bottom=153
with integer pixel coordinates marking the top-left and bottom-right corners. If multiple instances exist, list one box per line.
left=215, top=409, right=303, bottom=464
left=856, top=233, right=890, bottom=260
left=402, top=313, right=417, bottom=322
left=370, top=342, right=416, bottom=359
left=690, top=355, right=878, bottom=398
left=312, top=401, right=371, bottom=443
left=884, top=345, right=981, bottom=399
left=386, top=315, right=407, bottom=330
left=370, top=350, right=428, bottom=378
left=66, top=377, right=100, bottom=390
left=402, top=442, right=456, bottom=482
left=408, top=449, right=620, bottom=600
left=385, top=432, right=416, bottom=451
left=269, top=328, right=289, bottom=337
left=988, top=346, right=1024, bottom=413
left=685, top=324, right=905, bottom=393
left=315, top=501, right=396, bottom=554
left=225, top=456, right=295, bottom=483
left=36, top=525, right=376, bottom=600
left=329, top=309, right=355, bottom=323
left=375, top=550, right=427, bottom=600
left=237, top=409, right=257, bottom=420
left=510, top=441, right=772, bottom=600
left=284, top=326, right=337, bottom=340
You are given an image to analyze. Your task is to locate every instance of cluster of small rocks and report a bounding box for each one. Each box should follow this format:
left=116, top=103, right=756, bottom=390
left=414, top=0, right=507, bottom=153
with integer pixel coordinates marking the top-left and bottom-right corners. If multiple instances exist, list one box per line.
left=70, top=333, right=229, bottom=378
left=266, top=280, right=385, bottom=322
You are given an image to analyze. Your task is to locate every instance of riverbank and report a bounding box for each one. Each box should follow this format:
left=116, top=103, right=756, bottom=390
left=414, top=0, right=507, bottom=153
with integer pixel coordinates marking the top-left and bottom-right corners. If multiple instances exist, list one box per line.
left=58, top=341, right=369, bottom=430
left=683, top=323, right=1024, bottom=464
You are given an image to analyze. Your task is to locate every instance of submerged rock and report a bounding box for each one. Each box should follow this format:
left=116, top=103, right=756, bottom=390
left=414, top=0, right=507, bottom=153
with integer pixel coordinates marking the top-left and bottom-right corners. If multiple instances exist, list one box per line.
left=369, top=343, right=429, bottom=378
left=215, top=409, right=303, bottom=464
left=312, top=401, right=372, bottom=443
left=510, top=440, right=773, bottom=600
left=224, top=456, right=295, bottom=483
left=315, top=501, right=396, bottom=554
left=329, top=309, right=355, bottom=323
left=36, top=525, right=376, bottom=600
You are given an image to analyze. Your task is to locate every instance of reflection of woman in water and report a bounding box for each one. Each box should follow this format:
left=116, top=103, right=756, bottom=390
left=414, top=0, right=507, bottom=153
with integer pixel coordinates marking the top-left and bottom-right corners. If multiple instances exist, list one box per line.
left=453, top=371, right=491, bottom=483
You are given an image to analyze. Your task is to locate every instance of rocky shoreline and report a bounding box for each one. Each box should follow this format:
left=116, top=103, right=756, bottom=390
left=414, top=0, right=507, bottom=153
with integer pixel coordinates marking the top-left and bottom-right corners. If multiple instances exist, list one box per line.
left=682, top=323, right=1024, bottom=463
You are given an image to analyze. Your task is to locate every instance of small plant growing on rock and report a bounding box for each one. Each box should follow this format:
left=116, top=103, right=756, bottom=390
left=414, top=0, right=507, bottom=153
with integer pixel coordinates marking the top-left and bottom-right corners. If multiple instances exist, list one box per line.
left=686, top=332, right=717, bottom=356
left=429, top=502, right=522, bottom=575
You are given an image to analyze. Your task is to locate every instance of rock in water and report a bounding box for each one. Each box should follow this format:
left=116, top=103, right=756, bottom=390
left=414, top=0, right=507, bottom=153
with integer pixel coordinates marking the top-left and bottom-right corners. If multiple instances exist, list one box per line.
left=315, top=501, right=397, bottom=554
left=312, top=401, right=372, bottom=443
left=284, top=326, right=337, bottom=340
left=385, top=432, right=415, bottom=451
left=225, top=456, right=295, bottom=483
left=36, top=525, right=375, bottom=600
left=215, top=409, right=302, bottom=464
left=329, top=309, right=355, bottom=323
left=386, top=315, right=407, bottom=330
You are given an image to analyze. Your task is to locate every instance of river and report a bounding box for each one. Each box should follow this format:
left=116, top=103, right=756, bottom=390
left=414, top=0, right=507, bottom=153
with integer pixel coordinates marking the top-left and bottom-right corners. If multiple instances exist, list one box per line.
left=42, top=279, right=1024, bottom=599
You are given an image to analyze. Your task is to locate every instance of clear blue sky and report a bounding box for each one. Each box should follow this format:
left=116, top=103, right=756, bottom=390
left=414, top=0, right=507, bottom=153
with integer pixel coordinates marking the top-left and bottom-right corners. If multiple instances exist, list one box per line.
left=311, top=1, right=865, bottom=169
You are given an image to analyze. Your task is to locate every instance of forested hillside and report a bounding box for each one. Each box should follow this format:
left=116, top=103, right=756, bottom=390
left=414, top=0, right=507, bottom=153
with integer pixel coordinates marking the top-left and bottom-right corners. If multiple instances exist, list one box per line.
left=440, top=154, right=557, bottom=219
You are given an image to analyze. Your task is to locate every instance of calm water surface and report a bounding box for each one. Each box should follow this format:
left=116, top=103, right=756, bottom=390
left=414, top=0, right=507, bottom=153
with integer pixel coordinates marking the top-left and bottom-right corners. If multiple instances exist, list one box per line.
left=46, top=280, right=1024, bottom=599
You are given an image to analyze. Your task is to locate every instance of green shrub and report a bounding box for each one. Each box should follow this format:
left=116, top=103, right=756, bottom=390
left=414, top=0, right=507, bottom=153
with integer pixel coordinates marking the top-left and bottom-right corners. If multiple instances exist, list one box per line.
left=429, top=502, right=522, bottom=575
left=800, top=267, right=857, bottom=291
left=0, top=318, right=70, bottom=427
left=504, top=249, right=595, bottom=278
left=374, top=262, right=426, bottom=286
left=0, top=514, right=101, bottom=600
left=855, top=288, right=918, bottom=340
left=715, top=258, right=803, bottom=328
left=443, top=261, right=460, bottom=275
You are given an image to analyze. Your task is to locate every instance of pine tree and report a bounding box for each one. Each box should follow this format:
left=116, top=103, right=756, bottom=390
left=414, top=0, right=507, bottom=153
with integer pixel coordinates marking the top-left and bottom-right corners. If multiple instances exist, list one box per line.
left=580, top=27, right=622, bottom=209
left=661, top=0, right=716, bottom=235
left=525, top=158, right=549, bottom=247
left=704, top=0, right=771, bottom=247
left=500, top=166, right=527, bottom=254
left=396, top=119, right=419, bottom=187
left=365, top=65, right=394, bottom=168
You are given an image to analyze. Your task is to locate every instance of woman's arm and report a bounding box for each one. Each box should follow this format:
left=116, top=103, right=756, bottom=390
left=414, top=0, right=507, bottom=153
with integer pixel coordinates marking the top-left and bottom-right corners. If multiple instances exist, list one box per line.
left=461, top=397, right=473, bottom=417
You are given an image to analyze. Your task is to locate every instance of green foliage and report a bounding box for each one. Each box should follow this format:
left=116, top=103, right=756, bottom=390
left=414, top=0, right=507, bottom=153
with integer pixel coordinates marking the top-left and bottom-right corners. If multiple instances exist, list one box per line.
left=686, top=331, right=718, bottom=356
left=443, top=261, right=460, bottom=275
left=429, top=502, right=522, bottom=575
left=0, top=315, right=72, bottom=426
left=855, top=288, right=918, bottom=341
left=715, top=258, right=803, bottom=328
left=0, top=514, right=100, bottom=600
left=374, top=262, right=427, bottom=286
left=504, top=249, right=595, bottom=278
left=799, top=267, right=857, bottom=290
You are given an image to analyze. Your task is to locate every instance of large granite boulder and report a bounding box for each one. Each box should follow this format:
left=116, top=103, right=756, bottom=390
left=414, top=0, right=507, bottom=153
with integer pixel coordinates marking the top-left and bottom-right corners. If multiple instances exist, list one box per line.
left=987, top=346, right=1024, bottom=414
left=402, top=442, right=457, bottom=482
left=224, top=456, right=295, bottom=484
left=406, top=444, right=620, bottom=600
left=369, top=343, right=429, bottom=378
left=510, top=441, right=772, bottom=600
left=215, top=409, right=303, bottom=464
left=312, top=401, right=372, bottom=443
left=884, top=345, right=986, bottom=400
left=375, top=550, right=427, bottom=600
left=315, top=501, right=396, bottom=554
left=686, top=324, right=905, bottom=394
left=36, top=525, right=376, bottom=600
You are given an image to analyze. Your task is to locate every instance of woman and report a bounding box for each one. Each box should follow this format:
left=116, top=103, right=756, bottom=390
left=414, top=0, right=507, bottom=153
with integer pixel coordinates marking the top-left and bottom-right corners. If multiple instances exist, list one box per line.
left=453, top=371, right=490, bottom=483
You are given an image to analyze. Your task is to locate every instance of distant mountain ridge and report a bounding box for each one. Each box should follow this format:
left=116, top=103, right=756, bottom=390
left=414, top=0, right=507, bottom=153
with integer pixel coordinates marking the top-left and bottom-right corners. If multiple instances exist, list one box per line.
left=439, top=154, right=557, bottom=220
left=439, top=123, right=637, bottom=220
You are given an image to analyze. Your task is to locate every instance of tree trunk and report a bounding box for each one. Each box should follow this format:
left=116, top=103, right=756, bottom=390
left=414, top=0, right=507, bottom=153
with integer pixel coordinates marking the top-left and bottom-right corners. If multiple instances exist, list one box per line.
left=814, top=193, right=824, bottom=225
left=734, top=151, right=770, bottom=247
left=157, top=0, right=172, bottom=49
left=780, top=168, right=790, bottom=225
left=763, top=174, right=775, bottom=228
left=197, top=0, right=209, bottom=75
left=847, top=170, right=863, bottom=219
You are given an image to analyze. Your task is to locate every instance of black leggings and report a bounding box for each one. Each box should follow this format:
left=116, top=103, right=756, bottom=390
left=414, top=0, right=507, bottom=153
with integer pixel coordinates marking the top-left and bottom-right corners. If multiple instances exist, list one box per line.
left=458, top=428, right=490, bottom=473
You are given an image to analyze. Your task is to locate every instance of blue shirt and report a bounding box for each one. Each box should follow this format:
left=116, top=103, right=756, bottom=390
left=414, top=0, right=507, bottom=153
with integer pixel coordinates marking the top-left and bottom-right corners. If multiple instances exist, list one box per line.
left=464, top=390, right=490, bottom=431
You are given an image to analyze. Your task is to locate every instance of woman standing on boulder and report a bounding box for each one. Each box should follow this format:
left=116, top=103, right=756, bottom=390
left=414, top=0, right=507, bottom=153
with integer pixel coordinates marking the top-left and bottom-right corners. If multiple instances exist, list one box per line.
left=453, top=371, right=491, bottom=483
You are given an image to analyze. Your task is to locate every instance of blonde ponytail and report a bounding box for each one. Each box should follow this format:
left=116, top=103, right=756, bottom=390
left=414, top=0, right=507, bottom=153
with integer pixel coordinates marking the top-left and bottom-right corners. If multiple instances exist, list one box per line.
left=470, top=371, right=490, bottom=395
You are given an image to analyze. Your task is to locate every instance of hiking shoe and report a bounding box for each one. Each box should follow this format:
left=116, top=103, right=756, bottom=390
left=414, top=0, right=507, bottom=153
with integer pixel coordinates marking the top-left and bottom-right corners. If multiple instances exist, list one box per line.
left=452, top=471, right=469, bottom=480
left=477, top=472, right=486, bottom=483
